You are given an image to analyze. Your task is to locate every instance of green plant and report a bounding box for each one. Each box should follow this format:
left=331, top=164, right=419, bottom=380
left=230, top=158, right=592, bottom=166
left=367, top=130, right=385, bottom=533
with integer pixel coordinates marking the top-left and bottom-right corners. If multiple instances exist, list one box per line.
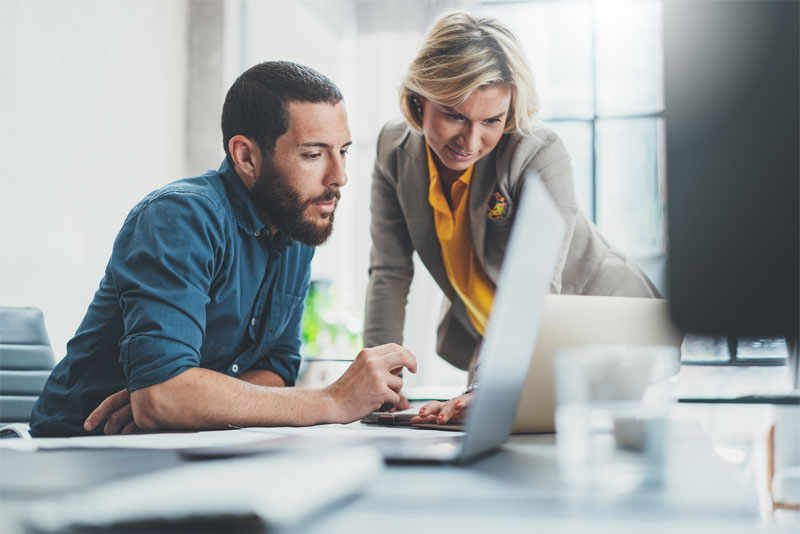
left=301, top=280, right=362, bottom=357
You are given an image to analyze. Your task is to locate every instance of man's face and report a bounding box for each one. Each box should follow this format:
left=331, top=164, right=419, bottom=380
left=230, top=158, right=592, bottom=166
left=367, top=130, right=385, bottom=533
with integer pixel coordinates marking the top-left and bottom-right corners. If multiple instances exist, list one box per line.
left=251, top=100, right=351, bottom=246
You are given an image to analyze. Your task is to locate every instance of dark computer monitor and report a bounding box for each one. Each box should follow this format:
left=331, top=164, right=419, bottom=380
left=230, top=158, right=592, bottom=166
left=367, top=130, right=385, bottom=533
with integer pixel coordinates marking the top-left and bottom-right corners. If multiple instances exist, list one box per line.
left=663, top=1, right=799, bottom=381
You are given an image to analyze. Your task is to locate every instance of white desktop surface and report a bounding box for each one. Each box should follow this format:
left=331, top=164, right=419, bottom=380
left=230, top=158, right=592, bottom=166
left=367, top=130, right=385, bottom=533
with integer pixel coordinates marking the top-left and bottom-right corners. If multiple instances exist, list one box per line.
left=0, top=420, right=783, bottom=533
left=307, top=421, right=762, bottom=534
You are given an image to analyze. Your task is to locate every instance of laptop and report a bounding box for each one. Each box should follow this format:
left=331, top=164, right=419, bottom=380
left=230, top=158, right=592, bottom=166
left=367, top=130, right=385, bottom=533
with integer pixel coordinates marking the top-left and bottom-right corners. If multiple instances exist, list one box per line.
left=371, top=294, right=684, bottom=436
left=512, top=294, right=685, bottom=433
left=368, top=178, right=566, bottom=463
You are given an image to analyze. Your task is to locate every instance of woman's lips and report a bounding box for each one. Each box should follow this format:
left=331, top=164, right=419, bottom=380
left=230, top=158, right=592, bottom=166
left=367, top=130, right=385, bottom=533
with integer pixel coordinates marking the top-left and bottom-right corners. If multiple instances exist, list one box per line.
left=446, top=145, right=473, bottom=162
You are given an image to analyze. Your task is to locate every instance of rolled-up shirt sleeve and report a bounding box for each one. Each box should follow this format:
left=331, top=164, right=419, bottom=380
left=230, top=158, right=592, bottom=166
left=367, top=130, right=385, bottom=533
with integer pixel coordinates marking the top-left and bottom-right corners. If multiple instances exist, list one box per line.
left=110, top=190, right=225, bottom=392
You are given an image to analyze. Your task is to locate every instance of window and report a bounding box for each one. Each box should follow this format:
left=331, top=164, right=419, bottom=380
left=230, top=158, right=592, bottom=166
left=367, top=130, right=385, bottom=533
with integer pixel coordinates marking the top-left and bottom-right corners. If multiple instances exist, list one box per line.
left=480, top=0, right=666, bottom=258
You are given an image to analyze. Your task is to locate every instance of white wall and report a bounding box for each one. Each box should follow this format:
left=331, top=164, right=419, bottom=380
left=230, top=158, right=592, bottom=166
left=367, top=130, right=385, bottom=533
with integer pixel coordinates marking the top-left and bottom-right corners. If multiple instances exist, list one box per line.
left=0, top=0, right=467, bottom=388
left=239, top=0, right=361, bottom=314
left=0, top=0, right=189, bottom=357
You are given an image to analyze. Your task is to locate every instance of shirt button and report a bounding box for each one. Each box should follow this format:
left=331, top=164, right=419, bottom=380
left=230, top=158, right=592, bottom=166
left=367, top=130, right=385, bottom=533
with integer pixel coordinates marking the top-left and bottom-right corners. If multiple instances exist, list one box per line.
left=254, top=230, right=260, bottom=237
left=231, top=364, right=239, bottom=373
left=250, top=317, right=256, bottom=327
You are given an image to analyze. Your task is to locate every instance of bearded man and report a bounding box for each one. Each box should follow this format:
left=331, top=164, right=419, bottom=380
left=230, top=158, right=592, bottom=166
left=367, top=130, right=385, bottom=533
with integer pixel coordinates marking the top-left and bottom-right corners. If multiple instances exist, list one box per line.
left=30, top=61, right=416, bottom=437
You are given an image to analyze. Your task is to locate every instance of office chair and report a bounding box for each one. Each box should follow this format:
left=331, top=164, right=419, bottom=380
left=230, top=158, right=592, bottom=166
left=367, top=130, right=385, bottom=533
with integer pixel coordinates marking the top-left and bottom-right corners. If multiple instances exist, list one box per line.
left=0, top=306, right=56, bottom=438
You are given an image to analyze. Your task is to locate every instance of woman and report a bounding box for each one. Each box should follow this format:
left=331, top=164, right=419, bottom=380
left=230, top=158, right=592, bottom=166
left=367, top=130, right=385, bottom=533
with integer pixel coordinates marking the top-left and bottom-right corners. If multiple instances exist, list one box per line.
left=364, top=10, right=658, bottom=424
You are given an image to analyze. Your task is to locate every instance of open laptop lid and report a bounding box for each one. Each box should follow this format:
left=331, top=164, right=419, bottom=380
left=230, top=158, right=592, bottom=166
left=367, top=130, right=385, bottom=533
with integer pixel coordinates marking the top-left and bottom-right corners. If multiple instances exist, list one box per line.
left=513, top=295, right=684, bottom=433
left=457, top=177, right=565, bottom=462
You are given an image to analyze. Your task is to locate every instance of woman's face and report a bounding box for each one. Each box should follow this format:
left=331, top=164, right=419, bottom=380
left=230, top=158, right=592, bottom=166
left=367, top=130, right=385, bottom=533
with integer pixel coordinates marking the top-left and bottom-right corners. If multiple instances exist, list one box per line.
left=420, top=84, right=511, bottom=175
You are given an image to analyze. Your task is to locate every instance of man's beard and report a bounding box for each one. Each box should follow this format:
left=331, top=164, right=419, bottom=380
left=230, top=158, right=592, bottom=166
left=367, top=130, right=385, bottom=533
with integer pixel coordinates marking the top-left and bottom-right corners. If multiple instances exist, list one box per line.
left=250, top=158, right=340, bottom=247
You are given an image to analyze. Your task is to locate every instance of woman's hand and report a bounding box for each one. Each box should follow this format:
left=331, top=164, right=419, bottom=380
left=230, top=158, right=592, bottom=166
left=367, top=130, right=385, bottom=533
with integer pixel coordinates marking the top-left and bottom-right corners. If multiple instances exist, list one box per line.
left=410, top=392, right=474, bottom=425
left=409, top=343, right=481, bottom=425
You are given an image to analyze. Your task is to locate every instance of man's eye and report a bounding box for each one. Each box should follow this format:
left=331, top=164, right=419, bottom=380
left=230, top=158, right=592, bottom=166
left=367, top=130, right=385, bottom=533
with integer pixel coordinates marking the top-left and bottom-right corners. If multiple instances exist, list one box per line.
left=302, top=153, right=321, bottom=160
left=340, top=149, right=349, bottom=156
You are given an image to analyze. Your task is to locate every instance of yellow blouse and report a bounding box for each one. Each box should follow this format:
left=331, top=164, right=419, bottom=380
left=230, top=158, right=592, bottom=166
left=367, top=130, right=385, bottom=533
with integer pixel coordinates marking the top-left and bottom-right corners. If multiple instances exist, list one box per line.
left=426, top=143, right=496, bottom=335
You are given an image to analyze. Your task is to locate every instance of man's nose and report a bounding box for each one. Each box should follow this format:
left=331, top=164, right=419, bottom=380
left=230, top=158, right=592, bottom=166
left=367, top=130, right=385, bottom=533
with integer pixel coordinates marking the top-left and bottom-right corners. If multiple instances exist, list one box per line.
left=324, top=154, right=348, bottom=188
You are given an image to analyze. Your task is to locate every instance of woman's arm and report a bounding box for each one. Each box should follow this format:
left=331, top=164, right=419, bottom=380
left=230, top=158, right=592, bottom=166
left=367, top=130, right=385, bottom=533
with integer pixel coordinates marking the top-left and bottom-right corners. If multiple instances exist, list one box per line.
left=363, top=129, right=416, bottom=349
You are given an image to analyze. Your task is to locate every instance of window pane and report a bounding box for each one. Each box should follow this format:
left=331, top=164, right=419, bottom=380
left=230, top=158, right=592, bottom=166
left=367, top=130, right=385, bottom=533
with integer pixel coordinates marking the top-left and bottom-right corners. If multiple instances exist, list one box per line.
left=545, top=120, right=593, bottom=219
left=481, top=1, right=594, bottom=119
left=595, top=0, right=663, bottom=116
left=595, top=118, right=665, bottom=257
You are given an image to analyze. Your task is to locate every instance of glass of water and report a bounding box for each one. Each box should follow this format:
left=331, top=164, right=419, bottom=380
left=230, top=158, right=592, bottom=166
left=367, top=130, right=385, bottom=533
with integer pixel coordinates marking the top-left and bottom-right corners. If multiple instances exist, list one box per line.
left=554, top=345, right=679, bottom=491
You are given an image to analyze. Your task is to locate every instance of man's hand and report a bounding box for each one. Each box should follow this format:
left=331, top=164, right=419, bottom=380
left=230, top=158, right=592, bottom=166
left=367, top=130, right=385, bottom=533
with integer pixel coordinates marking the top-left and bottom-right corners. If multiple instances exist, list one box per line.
left=387, top=393, right=411, bottom=412
left=83, top=389, right=143, bottom=435
left=324, top=343, right=417, bottom=423
left=410, top=392, right=473, bottom=425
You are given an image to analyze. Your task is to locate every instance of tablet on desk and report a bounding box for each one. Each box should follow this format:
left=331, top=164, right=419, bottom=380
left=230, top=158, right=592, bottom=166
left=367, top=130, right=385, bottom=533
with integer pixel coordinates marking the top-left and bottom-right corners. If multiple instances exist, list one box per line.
left=361, top=410, right=464, bottom=432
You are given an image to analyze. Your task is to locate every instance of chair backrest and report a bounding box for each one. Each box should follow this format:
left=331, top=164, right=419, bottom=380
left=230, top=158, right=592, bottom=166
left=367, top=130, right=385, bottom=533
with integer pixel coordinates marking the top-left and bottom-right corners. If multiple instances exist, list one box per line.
left=0, top=306, right=56, bottom=425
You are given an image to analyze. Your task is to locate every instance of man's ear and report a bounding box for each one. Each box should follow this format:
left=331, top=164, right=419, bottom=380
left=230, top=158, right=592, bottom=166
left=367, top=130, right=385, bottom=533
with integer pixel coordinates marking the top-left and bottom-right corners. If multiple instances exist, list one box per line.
left=228, top=135, right=261, bottom=190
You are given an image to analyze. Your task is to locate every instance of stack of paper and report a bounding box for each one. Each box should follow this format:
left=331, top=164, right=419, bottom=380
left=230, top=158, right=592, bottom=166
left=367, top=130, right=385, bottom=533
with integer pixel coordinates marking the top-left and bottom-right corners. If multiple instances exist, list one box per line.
left=27, top=445, right=383, bottom=531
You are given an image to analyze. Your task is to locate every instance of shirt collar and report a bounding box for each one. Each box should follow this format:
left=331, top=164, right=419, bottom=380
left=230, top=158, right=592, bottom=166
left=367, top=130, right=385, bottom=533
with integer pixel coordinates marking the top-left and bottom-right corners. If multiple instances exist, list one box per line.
left=426, top=142, right=474, bottom=215
left=425, top=142, right=473, bottom=185
left=218, top=158, right=294, bottom=253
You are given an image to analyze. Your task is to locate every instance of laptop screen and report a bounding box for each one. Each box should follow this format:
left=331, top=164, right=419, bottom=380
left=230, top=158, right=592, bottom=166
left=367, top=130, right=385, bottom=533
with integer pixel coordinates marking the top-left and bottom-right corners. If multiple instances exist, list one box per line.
left=459, top=177, right=566, bottom=461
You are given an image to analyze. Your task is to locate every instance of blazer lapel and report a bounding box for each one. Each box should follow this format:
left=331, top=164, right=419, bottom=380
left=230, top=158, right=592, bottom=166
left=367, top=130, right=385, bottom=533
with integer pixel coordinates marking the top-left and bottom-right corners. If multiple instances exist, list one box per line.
left=468, top=150, right=498, bottom=273
left=396, top=134, right=455, bottom=300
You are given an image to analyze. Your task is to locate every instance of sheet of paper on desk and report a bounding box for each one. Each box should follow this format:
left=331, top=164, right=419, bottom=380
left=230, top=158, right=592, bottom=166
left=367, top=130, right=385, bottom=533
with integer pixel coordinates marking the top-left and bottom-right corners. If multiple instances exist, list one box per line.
left=26, top=445, right=383, bottom=532
left=0, top=428, right=286, bottom=452
left=243, top=422, right=466, bottom=438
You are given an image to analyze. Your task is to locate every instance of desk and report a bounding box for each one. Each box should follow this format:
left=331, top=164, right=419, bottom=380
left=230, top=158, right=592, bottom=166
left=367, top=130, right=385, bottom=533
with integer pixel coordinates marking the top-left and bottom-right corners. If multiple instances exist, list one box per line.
left=0, top=421, right=783, bottom=533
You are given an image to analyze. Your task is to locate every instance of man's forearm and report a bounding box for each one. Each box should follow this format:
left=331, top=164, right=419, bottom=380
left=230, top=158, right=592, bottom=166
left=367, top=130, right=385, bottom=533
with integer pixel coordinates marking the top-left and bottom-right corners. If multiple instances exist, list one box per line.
left=239, top=369, right=286, bottom=387
left=128, top=343, right=417, bottom=433
left=130, top=367, right=336, bottom=431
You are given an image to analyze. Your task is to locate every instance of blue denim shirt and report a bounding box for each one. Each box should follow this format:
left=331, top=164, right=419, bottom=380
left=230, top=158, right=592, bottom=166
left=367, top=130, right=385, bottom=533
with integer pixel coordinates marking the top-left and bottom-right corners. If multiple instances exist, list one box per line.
left=30, top=159, right=313, bottom=437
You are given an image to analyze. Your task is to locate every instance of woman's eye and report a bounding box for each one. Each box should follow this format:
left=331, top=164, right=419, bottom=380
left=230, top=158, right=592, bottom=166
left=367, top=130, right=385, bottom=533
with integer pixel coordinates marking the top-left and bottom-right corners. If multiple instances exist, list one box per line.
left=485, top=118, right=502, bottom=125
left=446, top=113, right=464, bottom=121
left=340, top=149, right=349, bottom=156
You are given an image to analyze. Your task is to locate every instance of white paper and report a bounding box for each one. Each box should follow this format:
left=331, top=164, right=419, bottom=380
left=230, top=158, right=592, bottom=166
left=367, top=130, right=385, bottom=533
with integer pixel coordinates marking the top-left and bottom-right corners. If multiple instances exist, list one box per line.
left=27, top=446, right=384, bottom=532
left=243, top=423, right=466, bottom=439
left=0, top=428, right=284, bottom=452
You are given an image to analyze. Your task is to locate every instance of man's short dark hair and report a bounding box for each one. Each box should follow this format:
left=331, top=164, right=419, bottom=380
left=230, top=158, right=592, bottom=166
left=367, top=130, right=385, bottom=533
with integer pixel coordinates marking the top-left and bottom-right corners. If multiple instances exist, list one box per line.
left=221, top=61, right=343, bottom=161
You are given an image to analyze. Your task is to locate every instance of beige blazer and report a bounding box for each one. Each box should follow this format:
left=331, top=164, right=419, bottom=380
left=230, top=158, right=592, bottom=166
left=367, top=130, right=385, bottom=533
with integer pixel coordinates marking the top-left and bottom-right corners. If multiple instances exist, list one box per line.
left=363, top=120, right=659, bottom=369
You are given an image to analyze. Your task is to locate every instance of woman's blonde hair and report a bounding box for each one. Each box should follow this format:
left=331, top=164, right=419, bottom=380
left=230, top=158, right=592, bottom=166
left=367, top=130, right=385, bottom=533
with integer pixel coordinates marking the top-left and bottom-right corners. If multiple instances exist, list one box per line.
left=400, top=10, right=539, bottom=136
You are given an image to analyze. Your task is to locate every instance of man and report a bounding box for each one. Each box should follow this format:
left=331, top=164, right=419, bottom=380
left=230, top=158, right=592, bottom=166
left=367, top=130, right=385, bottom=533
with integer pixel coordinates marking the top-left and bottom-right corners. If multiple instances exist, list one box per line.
left=30, top=61, right=416, bottom=437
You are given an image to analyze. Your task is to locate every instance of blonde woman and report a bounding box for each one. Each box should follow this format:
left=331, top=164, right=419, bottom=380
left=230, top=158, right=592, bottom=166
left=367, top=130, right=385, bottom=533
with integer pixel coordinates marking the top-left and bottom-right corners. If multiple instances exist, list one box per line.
left=364, top=10, right=658, bottom=424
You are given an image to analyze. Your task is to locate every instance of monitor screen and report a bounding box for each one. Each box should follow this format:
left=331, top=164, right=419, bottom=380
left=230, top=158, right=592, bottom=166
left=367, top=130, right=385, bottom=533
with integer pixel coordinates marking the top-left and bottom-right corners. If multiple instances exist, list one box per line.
left=664, top=0, right=799, bottom=340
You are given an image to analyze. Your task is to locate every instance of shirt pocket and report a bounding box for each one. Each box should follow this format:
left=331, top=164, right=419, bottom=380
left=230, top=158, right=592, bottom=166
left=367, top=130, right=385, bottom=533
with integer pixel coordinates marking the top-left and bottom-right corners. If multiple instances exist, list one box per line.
left=265, top=290, right=303, bottom=341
